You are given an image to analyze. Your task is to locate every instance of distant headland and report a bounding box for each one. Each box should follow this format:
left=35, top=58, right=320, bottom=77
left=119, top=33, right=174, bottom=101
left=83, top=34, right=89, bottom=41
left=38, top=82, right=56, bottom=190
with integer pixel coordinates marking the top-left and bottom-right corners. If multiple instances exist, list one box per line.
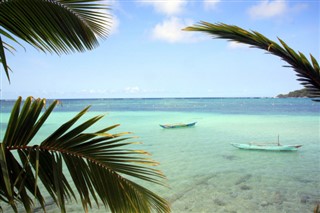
left=277, top=88, right=310, bottom=98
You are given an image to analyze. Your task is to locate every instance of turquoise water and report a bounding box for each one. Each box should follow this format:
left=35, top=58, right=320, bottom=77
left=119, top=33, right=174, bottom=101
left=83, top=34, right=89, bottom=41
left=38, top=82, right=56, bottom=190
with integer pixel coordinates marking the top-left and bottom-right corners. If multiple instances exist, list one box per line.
left=1, top=98, right=319, bottom=212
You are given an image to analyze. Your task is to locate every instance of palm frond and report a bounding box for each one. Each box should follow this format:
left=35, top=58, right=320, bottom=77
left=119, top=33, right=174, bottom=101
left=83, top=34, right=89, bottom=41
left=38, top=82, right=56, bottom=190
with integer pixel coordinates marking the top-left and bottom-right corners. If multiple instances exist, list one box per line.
left=184, top=22, right=320, bottom=101
left=0, top=0, right=112, bottom=81
left=0, top=35, right=10, bottom=82
left=1, top=97, right=170, bottom=213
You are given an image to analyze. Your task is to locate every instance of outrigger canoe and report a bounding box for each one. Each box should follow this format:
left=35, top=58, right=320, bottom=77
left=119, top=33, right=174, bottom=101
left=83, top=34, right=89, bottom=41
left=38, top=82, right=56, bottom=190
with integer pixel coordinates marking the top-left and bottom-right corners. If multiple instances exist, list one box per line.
left=231, top=143, right=302, bottom=151
left=160, top=122, right=196, bottom=129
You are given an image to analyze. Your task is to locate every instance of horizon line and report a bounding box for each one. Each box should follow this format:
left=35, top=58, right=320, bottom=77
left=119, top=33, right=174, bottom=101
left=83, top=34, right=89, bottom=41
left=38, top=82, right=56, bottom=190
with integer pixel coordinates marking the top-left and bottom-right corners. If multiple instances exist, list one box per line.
left=0, top=96, right=307, bottom=101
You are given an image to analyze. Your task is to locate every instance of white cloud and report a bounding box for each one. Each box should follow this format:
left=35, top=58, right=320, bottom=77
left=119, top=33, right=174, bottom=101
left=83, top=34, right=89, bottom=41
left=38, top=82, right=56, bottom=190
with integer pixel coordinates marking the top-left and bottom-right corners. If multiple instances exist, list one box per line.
left=203, top=0, right=221, bottom=11
left=137, top=0, right=187, bottom=16
left=124, top=86, right=141, bottom=94
left=151, top=17, right=204, bottom=43
left=109, top=14, right=119, bottom=35
left=81, top=89, right=108, bottom=94
left=248, top=0, right=288, bottom=19
left=227, top=41, right=250, bottom=49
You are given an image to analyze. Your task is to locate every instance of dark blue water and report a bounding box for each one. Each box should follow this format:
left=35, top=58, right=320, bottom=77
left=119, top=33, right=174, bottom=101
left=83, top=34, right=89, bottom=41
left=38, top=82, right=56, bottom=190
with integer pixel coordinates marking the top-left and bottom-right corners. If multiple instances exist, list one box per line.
left=1, top=98, right=319, bottom=115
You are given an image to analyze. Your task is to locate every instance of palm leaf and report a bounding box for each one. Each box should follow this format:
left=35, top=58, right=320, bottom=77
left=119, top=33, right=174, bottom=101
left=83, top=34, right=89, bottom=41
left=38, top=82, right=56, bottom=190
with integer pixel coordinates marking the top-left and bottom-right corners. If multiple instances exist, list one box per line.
left=0, top=0, right=111, bottom=81
left=0, top=35, right=10, bottom=82
left=184, top=22, right=320, bottom=101
left=0, top=97, right=170, bottom=213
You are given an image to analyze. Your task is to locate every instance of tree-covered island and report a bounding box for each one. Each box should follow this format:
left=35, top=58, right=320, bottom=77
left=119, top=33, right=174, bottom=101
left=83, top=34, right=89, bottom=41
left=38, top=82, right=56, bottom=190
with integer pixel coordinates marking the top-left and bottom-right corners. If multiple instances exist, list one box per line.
left=277, top=88, right=311, bottom=98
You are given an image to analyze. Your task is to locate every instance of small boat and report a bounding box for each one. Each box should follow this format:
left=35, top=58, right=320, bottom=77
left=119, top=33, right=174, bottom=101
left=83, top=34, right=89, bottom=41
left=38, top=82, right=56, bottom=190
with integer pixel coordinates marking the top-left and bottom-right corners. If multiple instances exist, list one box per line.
left=160, top=122, right=196, bottom=129
left=231, top=135, right=302, bottom=151
left=231, top=143, right=302, bottom=151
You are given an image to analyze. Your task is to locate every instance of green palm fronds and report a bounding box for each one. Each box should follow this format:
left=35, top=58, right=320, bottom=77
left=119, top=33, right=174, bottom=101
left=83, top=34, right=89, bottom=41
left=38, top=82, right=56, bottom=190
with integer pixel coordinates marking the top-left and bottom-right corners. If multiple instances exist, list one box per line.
left=184, top=22, right=320, bottom=101
left=0, top=0, right=112, bottom=82
left=0, top=97, right=170, bottom=213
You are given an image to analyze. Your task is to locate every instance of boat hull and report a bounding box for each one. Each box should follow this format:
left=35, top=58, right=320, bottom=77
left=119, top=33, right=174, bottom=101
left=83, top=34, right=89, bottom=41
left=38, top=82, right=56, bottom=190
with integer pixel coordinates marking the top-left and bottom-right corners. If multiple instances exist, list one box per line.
left=160, top=122, right=196, bottom=129
left=231, top=143, right=302, bottom=151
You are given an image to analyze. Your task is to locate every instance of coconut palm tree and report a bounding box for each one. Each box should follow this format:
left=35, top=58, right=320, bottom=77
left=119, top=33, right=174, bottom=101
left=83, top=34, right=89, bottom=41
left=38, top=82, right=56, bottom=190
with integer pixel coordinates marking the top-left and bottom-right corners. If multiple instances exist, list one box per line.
left=0, top=0, right=169, bottom=212
left=184, top=22, right=320, bottom=101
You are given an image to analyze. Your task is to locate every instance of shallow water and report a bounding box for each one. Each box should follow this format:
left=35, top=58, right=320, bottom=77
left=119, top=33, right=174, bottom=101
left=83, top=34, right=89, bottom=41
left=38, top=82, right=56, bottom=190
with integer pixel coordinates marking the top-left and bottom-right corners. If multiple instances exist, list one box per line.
left=1, top=98, right=319, bottom=212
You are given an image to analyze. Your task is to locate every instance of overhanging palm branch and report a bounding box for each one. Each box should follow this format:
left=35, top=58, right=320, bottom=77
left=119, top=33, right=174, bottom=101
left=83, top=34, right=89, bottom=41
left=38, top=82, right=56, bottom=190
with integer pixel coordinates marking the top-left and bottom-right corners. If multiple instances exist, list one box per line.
left=0, top=0, right=111, bottom=82
left=0, top=96, right=170, bottom=213
left=184, top=22, right=320, bottom=102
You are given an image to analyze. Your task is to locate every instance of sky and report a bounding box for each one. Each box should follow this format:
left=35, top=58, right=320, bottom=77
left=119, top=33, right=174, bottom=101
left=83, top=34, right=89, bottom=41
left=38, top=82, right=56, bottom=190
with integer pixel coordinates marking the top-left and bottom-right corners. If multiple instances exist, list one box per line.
left=1, top=0, right=319, bottom=99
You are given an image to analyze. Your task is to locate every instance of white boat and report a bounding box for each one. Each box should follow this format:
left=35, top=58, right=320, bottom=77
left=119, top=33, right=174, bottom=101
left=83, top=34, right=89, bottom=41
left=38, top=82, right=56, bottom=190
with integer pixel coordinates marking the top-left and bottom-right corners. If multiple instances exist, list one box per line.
left=231, top=143, right=302, bottom=151
left=231, top=135, right=302, bottom=151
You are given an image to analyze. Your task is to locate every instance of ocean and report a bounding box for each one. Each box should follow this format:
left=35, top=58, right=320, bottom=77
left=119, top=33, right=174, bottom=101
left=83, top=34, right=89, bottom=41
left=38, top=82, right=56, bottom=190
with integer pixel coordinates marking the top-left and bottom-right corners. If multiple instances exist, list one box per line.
left=0, top=98, right=319, bottom=213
